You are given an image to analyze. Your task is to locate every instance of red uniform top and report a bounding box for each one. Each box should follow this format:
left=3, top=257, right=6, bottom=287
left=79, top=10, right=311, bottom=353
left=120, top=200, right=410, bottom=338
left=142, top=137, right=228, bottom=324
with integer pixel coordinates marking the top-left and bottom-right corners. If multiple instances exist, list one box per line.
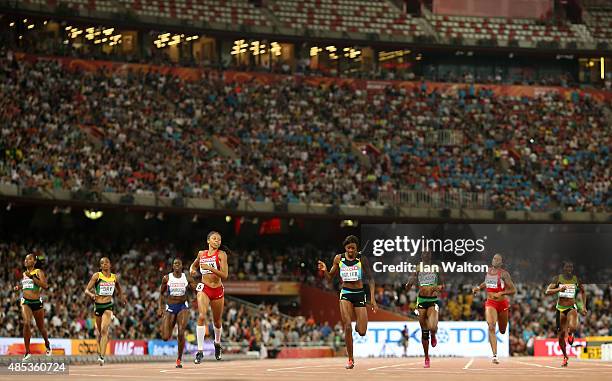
left=484, top=268, right=505, bottom=293
left=199, top=249, right=221, bottom=276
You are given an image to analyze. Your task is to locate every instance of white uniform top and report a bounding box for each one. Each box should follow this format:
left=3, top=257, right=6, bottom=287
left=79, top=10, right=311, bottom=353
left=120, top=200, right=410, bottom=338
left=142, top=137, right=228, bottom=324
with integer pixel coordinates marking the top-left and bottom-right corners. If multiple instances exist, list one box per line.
left=167, top=272, right=189, bottom=297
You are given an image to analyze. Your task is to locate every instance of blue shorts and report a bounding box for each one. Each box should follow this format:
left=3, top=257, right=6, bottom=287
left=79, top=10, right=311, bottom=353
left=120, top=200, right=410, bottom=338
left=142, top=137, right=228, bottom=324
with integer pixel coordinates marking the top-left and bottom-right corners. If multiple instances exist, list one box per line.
left=165, top=302, right=189, bottom=315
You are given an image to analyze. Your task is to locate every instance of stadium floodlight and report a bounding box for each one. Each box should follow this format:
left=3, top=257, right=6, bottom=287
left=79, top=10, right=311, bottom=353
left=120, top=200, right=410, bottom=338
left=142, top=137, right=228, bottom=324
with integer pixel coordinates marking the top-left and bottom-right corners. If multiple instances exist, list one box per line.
left=601, top=58, right=605, bottom=79
left=225, top=215, right=232, bottom=223
left=10, top=22, right=15, bottom=27
left=84, top=209, right=103, bottom=220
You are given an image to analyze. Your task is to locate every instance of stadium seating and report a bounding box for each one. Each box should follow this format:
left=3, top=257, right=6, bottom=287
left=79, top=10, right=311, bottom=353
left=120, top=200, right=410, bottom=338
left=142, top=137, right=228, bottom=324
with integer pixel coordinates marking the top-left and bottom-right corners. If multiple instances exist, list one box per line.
left=0, top=54, right=609, bottom=212
left=270, top=0, right=424, bottom=36
left=427, top=13, right=581, bottom=44
left=585, top=7, right=612, bottom=42
left=116, top=0, right=271, bottom=26
left=23, top=0, right=119, bottom=13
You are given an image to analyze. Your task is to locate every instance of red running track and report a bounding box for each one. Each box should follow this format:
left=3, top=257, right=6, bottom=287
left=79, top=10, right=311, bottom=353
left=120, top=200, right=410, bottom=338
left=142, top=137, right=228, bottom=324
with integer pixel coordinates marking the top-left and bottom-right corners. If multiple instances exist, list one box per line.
left=1, top=356, right=611, bottom=381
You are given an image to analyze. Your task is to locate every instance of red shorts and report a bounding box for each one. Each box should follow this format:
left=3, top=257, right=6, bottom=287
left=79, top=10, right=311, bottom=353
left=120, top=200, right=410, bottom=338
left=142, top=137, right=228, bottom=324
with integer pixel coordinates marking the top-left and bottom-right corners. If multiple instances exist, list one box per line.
left=202, top=284, right=224, bottom=300
left=485, top=298, right=509, bottom=313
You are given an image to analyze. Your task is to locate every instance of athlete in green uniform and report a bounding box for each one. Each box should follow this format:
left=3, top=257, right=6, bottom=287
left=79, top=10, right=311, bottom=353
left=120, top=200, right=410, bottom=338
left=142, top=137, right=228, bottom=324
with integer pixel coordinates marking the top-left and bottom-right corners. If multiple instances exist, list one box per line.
left=318, top=235, right=378, bottom=369
left=84, top=257, right=128, bottom=366
left=405, top=250, right=444, bottom=368
left=13, top=254, right=51, bottom=361
left=545, top=261, right=586, bottom=367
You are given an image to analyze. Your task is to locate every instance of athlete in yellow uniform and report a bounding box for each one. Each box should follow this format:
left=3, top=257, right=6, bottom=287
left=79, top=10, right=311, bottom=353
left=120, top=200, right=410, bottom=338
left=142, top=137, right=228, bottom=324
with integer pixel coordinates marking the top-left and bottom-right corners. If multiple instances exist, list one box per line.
left=84, top=257, right=128, bottom=366
left=545, top=262, right=586, bottom=367
left=13, top=254, right=51, bottom=361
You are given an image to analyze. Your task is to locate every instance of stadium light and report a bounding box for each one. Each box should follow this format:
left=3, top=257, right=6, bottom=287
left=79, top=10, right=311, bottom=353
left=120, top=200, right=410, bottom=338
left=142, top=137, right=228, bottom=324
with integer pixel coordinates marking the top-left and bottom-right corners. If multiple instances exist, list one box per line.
left=270, top=42, right=282, bottom=56
left=10, top=22, right=15, bottom=27
left=225, top=215, right=232, bottom=223
left=601, top=58, right=605, bottom=79
left=27, top=24, right=34, bottom=29
left=84, top=209, right=103, bottom=220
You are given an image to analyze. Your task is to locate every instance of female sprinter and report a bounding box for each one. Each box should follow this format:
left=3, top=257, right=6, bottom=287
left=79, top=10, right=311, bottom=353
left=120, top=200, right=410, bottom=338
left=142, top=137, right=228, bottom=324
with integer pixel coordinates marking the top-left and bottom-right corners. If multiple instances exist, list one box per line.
left=317, top=235, right=378, bottom=369
left=405, top=250, right=444, bottom=368
left=13, top=253, right=51, bottom=361
left=189, top=231, right=229, bottom=364
left=472, top=253, right=516, bottom=364
left=158, top=258, right=198, bottom=368
left=545, top=261, right=586, bottom=367
left=84, top=257, right=128, bottom=366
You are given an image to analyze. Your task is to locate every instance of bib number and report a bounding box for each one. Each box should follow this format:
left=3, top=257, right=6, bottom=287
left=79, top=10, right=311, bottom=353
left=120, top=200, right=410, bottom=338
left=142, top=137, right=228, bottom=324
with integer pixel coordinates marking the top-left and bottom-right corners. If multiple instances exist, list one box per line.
left=98, top=282, right=115, bottom=296
left=196, top=283, right=205, bottom=292
left=340, top=266, right=359, bottom=282
left=485, top=277, right=498, bottom=289
left=559, top=284, right=576, bottom=298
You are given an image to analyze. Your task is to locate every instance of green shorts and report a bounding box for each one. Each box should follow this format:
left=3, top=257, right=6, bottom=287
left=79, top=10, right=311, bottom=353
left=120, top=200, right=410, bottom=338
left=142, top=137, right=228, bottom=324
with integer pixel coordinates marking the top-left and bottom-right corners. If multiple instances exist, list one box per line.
left=94, top=302, right=114, bottom=316
left=340, top=288, right=367, bottom=308
left=21, top=298, right=43, bottom=312
left=416, top=295, right=439, bottom=310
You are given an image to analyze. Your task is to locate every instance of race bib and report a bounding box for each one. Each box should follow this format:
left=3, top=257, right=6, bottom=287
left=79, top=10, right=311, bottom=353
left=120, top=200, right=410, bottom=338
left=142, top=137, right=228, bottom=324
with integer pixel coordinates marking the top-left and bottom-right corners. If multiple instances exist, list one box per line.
left=98, top=281, right=115, bottom=296
left=559, top=284, right=576, bottom=298
left=21, top=278, right=35, bottom=290
left=340, top=265, right=360, bottom=282
left=196, top=283, right=205, bottom=292
left=168, top=282, right=187, bottom=297
left=485, top=275, right=499, bottom=289
left=418, top=272, right=437, bottom=286
left=200, top=257, right=218, bottom=275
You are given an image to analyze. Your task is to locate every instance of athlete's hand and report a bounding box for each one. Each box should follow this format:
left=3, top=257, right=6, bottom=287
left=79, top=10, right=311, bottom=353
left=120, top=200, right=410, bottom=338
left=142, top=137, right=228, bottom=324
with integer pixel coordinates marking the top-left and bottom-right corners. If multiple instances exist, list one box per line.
left=317, top=261, right=327, bottom=272
left=371, top=302, right=379, bottom=313
left=13, top=285, right=19, bottom=291
left=190, top=268, right=198, bottom=278
left=580, top=307, right=587, bottom=316
left=157, top=307, right=164, bottom=317
left=559, top=285, right=568, bottom=292
left=472, top=287, right=480, bottom=295
left=88, top=293, right=96, bottom=302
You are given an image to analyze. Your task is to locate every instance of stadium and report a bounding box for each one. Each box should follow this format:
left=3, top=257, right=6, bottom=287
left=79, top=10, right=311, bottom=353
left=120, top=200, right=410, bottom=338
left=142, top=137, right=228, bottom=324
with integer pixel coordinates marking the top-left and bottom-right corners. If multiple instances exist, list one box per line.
left=0, top=0, right=610, bottom=380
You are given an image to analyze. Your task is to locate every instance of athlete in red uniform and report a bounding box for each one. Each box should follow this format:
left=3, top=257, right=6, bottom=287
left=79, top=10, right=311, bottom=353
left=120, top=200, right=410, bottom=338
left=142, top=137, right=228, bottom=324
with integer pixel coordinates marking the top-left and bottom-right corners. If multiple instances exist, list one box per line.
left=472, top=254, right=516, bottom=364
left=189, top=231, right=229, bottom=364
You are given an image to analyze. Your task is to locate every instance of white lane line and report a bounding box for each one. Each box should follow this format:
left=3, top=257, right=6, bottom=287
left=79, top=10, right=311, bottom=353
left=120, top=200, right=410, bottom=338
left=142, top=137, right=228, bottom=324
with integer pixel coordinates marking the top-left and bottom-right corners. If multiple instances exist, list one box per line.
left=368, top=361, right=422, bottom=371
left=267, top=364, right=330, bottom=372
left=368, top=363, right=405, bottom=371
left=463, top=358, right=474, bottom=369
left=514, top=360, right=544, bottom=367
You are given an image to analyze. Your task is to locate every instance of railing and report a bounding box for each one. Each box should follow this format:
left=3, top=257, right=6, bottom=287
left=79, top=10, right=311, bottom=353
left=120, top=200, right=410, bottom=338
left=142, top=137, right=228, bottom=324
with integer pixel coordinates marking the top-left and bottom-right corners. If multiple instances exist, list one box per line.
left=379, top=189, right=491, bottom=210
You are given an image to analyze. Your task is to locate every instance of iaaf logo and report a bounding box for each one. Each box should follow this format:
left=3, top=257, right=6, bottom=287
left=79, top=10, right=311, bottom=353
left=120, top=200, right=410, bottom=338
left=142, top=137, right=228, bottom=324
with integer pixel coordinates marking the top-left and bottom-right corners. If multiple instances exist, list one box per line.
left=113, top=341, right=145, bottom=355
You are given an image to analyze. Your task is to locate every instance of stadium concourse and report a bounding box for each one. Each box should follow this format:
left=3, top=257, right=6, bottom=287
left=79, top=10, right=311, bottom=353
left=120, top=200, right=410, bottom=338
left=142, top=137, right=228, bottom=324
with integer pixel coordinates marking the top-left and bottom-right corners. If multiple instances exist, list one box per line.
left=1, top=357, right=612, bottom=381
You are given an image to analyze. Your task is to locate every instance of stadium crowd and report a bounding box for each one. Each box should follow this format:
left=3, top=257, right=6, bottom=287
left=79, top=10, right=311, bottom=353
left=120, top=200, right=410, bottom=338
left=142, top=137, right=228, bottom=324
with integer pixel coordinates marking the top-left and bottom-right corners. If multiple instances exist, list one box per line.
left=1, top=51, right=609, bottom=212
left=1, top=237, right=610, bottom=356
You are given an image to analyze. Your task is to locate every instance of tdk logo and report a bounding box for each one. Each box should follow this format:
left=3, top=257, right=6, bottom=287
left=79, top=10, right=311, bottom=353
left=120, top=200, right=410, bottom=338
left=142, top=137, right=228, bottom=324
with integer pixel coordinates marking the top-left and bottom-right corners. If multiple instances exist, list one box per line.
left=356, top=327, right=504, bottom=344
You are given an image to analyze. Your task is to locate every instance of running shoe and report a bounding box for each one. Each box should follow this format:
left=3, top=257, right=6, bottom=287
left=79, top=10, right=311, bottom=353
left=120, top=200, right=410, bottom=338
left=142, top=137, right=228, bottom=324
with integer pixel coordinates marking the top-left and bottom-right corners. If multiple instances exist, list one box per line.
left=568, top=333, right=574, bottom=345
left=431, top=333, right=437, bottom=347
left=345, top=359, right=354, bottom=369
left=562, top=356, right=568, bottom=367
left=194, top=351, right=203, bottom=364
left=97, top=355, right=105, bottom=366
left=22, top=353, right=31, bottom=362
left=45, top=344, right=52, bottom=357
left=176, top=359, right=182, bottom=368
left=492, top=355, right=499, bottom=364
left=214, top=342, right=223, bottom=361
left=424, top=357, right=430, bottom=368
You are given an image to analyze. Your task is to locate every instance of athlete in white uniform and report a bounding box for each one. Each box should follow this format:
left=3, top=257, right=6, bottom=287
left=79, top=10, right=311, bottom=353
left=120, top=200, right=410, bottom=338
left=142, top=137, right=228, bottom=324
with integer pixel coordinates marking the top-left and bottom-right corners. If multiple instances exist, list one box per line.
left=158, top=258, right=197, bottom=368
